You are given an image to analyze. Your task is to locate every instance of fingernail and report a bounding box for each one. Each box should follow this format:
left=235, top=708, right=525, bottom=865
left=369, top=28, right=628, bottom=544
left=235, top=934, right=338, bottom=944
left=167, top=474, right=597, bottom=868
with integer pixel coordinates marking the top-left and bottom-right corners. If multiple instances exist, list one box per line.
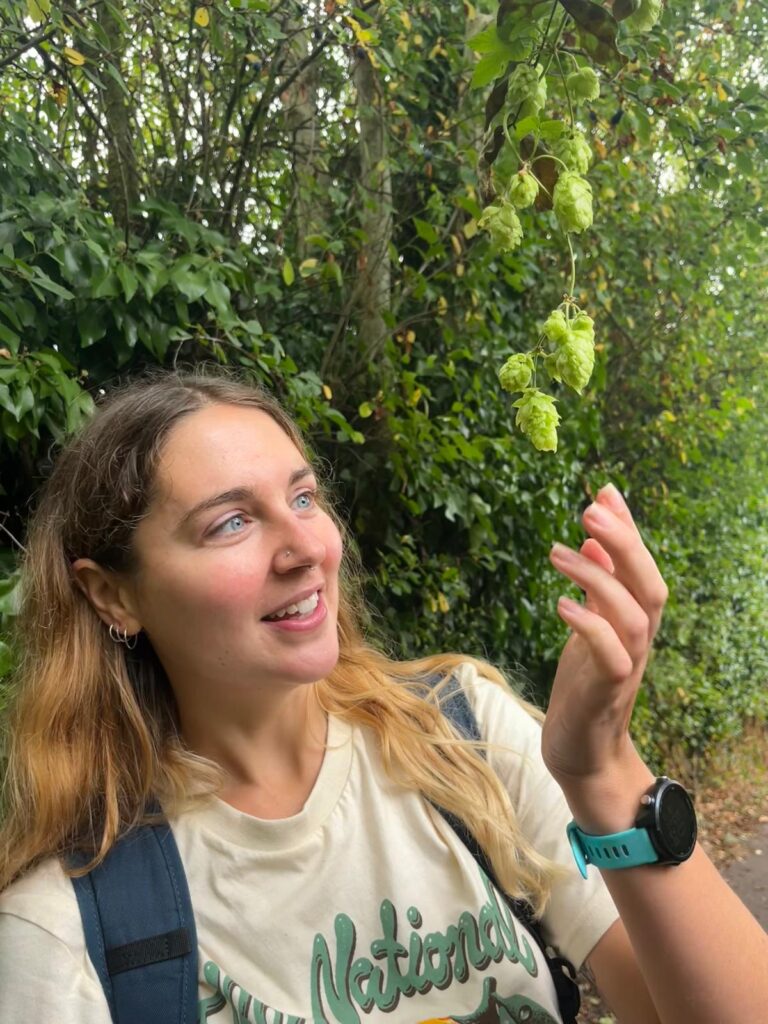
left=550, top=542, right=572, bottom=561
left=584, top=502, right=612, bottom=527
left=558, top=596, right=584, bottom=617
left=600, top=483, right=626, bottom=509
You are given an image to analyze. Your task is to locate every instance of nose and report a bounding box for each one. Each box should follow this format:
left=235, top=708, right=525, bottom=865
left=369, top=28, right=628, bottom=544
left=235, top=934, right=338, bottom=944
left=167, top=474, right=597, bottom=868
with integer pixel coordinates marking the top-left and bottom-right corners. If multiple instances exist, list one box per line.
left=272, top=522, right=327, bottom=574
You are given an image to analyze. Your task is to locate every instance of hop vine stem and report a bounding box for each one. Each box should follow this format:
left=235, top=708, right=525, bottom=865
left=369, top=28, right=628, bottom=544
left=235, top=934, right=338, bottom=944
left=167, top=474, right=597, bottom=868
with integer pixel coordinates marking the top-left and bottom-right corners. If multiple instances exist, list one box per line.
left=567, top=233, right=577, bottom=298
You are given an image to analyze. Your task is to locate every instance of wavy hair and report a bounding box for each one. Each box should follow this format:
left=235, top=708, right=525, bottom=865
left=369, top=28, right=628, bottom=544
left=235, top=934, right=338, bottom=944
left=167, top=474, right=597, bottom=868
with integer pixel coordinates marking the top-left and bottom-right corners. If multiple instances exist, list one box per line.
left=0, top=367, right=558, bottom=913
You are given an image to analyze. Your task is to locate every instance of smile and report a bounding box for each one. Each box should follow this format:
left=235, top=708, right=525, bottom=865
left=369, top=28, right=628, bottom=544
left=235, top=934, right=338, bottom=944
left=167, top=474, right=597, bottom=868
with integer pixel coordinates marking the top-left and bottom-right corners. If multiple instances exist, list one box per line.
left=264, top=590, right=320, bottom=621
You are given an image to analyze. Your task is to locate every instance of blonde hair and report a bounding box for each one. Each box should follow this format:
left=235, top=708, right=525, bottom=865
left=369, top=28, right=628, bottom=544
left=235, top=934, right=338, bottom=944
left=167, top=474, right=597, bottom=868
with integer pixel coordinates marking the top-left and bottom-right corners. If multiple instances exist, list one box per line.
left=0, top=367, right=557, bottom=914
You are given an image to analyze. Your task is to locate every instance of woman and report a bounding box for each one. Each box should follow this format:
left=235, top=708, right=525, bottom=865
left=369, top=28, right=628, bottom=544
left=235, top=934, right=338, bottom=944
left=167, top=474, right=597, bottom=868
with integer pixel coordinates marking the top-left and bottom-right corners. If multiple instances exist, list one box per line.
left=0, top=369, right=765, bottom=1024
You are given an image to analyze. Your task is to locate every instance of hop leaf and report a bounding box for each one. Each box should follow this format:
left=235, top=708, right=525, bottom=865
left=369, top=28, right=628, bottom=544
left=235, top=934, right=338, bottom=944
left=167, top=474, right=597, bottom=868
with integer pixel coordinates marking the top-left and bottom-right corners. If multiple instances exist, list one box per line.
left=553, top=171, right=593, bottom=234
left=478, top=200, right=523, bottom=251
left=625, top=0, right=662, bottom=32
left=513, top=389, right=560, bottom=452
left=553, top=130, right=593, bottom=175
left=567, top=67, right=600, bottom=102
left=549, top=333, right=595, bottom=394
left=499, top=353, right=534, bottom=393
left=508, top=170, right=539, bottom=209
left=508, top=64, right=547, bottom=119
left=542, top=308, right=569, bottom=344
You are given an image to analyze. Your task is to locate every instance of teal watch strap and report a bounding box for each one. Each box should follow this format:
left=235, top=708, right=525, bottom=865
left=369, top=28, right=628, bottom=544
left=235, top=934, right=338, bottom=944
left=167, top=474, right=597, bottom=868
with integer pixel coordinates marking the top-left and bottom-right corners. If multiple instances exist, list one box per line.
left=567, top=820, right=659, bottom=878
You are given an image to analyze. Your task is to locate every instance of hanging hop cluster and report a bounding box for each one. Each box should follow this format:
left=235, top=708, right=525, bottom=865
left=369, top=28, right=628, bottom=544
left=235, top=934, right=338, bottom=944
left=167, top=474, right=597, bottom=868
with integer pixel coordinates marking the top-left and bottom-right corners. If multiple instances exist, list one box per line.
left=498, top=306, right=596, bottom=451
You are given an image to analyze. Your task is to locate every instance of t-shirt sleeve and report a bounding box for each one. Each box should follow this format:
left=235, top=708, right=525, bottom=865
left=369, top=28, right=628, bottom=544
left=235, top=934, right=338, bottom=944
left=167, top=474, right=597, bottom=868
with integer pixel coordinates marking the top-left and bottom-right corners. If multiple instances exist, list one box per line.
left=0, top=858, right=111, bottom=1023
left=456, top=661, right=620, bottom=969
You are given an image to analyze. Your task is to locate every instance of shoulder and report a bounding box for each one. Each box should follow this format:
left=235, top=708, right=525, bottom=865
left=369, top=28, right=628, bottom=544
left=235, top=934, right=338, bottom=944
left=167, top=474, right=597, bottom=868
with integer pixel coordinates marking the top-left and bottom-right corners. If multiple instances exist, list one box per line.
left=452, top=661, right=544, bottom=765
left=0, top=856, right=85, bottom=949
left=0, top=859, right=108, bottom=1018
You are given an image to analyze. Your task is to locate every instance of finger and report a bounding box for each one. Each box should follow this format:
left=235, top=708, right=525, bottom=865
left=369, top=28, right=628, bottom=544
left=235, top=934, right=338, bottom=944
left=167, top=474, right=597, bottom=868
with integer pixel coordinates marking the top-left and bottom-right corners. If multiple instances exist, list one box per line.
left=596, top=483, right=638, bottom=533
left=550, top=543, right=650, bottom=661
left=580, top=539, right=614, bottom=614
left=581, top=537, right=615, bottom=574
left=557, top=597, right=634, bottom=683
left=581, top=502, right=668, bottom=636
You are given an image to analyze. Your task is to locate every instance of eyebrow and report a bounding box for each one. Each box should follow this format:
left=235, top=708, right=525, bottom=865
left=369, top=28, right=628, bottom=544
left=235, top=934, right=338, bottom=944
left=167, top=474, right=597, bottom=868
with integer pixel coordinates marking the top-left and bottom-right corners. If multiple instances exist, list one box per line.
left=176, top=466, right=316, bottom=530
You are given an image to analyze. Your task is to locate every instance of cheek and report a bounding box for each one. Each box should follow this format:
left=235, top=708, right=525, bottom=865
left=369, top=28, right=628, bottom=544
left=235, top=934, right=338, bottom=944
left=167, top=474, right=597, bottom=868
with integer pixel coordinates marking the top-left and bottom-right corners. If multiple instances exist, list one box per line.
left=155, top=556, right=264, bottom=619
left=323, top=522, right=344, bottom=575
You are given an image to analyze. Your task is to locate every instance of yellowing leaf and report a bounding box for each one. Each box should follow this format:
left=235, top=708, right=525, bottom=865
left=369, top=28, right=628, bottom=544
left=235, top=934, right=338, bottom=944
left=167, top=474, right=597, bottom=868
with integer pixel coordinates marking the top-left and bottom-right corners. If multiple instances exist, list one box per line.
left=63, top=47, right=86, bottom=67
left=299, top=258, right=319, bottom=276
left=455, top=262, right=465, bottom=277
left=194, top=7, right=210, bottom=27
left=322, top=384, right=333, bottom=400
left=437, top=593, right=450, bottom=613
left=399, top=10, right=411, bottom=29
left=463, top=219, right=478, bottom=240
left=450, top=234, right=462, bottom=256
left=282, top=258, right=295, bottom=286
left=409, top=387, right=422, bottom=406
left=716, top=82, right=727, bottom=102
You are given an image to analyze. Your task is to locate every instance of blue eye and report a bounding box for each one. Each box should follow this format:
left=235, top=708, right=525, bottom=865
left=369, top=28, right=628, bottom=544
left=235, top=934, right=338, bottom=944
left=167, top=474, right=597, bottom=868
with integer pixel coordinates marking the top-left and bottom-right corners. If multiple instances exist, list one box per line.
left=215, top=514, right=247, bottom=535
left=294, top=491, right=315, bottom=510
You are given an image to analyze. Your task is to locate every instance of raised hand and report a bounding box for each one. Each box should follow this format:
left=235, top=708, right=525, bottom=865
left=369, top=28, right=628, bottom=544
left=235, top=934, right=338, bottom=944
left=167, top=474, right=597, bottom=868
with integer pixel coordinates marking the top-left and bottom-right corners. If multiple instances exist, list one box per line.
left=541, top=484, right=668, bottom=830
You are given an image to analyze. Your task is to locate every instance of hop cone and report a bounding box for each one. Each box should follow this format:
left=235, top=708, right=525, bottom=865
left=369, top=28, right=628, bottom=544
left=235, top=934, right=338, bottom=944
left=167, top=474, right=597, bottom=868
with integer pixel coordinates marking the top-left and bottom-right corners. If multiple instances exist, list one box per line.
left=513, top=389, right=560, bottom=452
left=499, top=353, right=534, bottom=393
left=478, top=200, right=523, bottom=251
left=625, top=0, right=662, bottom=32
left=550, top=333, right=595, bottom=394
left=553, top=131, right=593, bottom=175
left=542, top=308, right=569, bottom=344
left=553, top=171, right=593, bottom=234
left=571, top=311, right=595, bottom=344
left=508, top=63, right=547, bottom=119
left=567, top=67, right=600, bottom=102
left=508, top=171, right=539, bottom=210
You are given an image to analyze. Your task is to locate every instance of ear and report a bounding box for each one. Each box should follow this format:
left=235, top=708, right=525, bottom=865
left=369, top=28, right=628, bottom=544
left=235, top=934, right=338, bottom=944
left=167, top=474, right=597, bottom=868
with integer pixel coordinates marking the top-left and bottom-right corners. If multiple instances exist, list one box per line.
left=71, top=558, right=142, bottom=636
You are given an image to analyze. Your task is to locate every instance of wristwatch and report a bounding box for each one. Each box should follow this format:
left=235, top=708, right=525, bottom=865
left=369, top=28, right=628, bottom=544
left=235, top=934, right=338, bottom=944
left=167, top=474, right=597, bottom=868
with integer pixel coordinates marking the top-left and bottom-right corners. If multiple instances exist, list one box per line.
left=567, top=776, right=697, bottom=879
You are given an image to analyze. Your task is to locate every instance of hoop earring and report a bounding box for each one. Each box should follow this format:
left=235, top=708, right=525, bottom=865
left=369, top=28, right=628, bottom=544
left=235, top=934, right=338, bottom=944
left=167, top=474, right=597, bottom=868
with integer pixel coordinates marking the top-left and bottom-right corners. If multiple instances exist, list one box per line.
left=109, top=623, right=138, bottom=651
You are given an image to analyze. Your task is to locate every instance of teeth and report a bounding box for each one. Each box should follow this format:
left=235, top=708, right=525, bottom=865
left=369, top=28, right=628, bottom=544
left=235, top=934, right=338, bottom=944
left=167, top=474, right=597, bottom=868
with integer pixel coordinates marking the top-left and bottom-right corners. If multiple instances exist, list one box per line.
left=268, top=591, right=319, bottom=620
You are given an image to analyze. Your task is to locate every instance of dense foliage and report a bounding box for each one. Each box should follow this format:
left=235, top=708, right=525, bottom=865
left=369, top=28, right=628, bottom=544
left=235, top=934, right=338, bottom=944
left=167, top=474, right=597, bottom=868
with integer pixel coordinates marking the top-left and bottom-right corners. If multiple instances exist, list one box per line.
left=1, top=0, right=766, bottom=769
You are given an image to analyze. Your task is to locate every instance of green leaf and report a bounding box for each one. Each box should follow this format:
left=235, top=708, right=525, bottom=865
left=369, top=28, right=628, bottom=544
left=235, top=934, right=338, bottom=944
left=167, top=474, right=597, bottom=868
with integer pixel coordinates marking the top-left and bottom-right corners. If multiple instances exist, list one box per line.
left=77, top=306, right=107, bottom=348
left=171, top=267, right=208, bottom=301
left=514, top=115, right=539, bottom=140
left=0, top=322, right=20, bottom=352
left=470, top=52, right=511, bottom=89
left=204, top=278, right=231, bottom=312
left=540, top=119, right=566, bottom=141
left=116, top=263, right=139, bottom=303
left=413, top=218, right=439, bottom=245
left=30, top=268, right=74, bottom=300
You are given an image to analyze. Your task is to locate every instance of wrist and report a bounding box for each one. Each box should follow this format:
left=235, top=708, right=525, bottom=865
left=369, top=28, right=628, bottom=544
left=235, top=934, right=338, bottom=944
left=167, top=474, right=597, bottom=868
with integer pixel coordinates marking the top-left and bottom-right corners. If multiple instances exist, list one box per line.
left=557, top=757, right=656, bottom=835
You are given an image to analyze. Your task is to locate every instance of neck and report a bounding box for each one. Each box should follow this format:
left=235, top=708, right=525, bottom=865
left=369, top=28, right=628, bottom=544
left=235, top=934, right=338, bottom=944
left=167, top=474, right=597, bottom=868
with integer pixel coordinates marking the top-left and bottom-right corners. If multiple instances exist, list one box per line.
left=177, top=681, right=329, bottom=819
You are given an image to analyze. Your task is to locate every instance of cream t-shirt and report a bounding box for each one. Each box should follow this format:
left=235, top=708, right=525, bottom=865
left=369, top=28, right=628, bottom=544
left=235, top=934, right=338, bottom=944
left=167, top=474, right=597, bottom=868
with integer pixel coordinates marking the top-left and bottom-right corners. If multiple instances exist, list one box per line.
left=0, top=664, right=618, bottom=1022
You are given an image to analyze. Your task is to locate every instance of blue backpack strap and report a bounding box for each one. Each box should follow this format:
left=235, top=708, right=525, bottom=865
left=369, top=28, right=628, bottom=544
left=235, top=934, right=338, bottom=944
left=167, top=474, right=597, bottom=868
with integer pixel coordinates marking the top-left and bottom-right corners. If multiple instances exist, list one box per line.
left=429, top=672, right=581, bottom=1024
left=68, top=812, right=198, bottom=1024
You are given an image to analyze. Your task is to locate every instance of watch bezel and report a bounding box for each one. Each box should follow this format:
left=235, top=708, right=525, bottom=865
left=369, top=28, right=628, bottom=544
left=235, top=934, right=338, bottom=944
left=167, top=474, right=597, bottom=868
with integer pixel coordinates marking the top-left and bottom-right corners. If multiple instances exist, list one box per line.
left=635, top=776, right=697, bottom=864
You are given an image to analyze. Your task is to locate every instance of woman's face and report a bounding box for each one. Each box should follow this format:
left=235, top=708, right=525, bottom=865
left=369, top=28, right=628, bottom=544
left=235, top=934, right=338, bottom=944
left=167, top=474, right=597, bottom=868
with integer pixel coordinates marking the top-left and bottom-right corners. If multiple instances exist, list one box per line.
left=127, top=403, right=343, bottom=701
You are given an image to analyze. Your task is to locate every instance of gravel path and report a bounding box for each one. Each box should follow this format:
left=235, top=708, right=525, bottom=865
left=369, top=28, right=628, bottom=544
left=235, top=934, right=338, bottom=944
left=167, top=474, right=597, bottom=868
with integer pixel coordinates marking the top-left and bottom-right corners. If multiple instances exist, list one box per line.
left=722, top=820, right=768, bottom=930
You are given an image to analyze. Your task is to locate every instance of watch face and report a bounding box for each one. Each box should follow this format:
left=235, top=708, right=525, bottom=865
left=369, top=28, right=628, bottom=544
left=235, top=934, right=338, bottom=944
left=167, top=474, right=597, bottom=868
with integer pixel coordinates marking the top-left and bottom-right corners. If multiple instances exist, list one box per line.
left=657, top=782, right=697, bottom=859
